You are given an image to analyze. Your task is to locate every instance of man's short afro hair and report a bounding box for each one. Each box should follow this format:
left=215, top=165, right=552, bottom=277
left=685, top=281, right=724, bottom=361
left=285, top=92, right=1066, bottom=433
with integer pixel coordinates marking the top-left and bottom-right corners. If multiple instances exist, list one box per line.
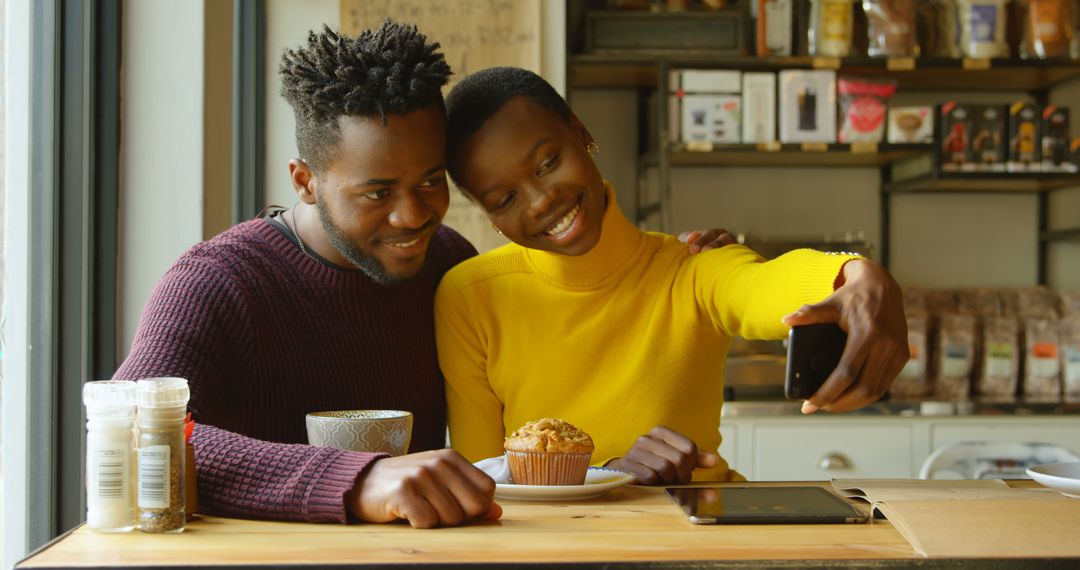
left=279, top=20, right=451, bottom=172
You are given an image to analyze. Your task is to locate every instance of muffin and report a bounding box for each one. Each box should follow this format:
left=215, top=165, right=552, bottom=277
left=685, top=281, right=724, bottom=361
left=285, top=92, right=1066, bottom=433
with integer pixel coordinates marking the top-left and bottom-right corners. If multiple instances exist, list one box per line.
left=504, top=418, right=594, bottom=485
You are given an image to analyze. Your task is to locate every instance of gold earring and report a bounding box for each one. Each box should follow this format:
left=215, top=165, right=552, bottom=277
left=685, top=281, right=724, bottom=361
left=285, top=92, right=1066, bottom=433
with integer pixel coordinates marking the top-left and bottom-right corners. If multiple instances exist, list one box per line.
left=587, top=142, right=600, bottom=157
left=490, top=223, right=504, bottom=235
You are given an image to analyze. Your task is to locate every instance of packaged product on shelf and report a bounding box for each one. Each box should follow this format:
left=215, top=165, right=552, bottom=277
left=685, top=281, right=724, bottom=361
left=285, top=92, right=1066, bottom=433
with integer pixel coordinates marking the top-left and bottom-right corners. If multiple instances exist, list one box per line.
left=970, top=105, right=1007, bottom=171
left=1041, top=106, right=1071, bottom=170
left=837, top=77, right=897, bottom=143
left=1024, top=317, right=1062, bottom=401
left=957, top=0, right=1010, bottom=58
left=926, top=288, right=959, bottom=315
left=863, top=0, right=918, bottom=56
left=928, top=0, right=963, bottom=57
left=794, top=0, right=815, bottom=54
left=1060, top=290, right=1080, bottom=316
left=939, top=102, right=975, bottom=170
left=779, top=69, right=837, bottom=143
left=1021, top=0, right=1074, bottom=58
left=977, top=316, right=1020, bottom=399
left=902, top=285, right=929, bottom=313
left=1008, top=101, right=1042, bottom=171
left=957, top=287, right=1003, bottom=317
left=892, top=311, right=931, bottom=399
left=1073, top=138, right=1080, bottom=168
left=742, top=72, right=777, bottom=143
left=1016, top=285, right=1059, bottom=319
left=888, top=106, right=934, bottom=144
left=758, top=0, right=795, bottom=55
left=1062, top=316, right=1080, bottom=402
left=669, top=70, right=743, bottom=144
left=934, top=313, right=977, bottom=400
left=809, top=0, right=855, bottom=56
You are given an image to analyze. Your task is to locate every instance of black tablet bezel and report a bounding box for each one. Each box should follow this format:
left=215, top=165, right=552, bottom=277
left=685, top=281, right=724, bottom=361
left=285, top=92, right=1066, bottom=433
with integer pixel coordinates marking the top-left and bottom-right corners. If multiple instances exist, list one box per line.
left=665, top=486, right=869, bottom=525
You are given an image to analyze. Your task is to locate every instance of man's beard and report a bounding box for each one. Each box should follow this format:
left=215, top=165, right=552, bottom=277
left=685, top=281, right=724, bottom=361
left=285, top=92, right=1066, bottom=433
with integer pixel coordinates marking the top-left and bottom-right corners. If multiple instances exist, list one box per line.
left=315, top=196, right=431, bottom=285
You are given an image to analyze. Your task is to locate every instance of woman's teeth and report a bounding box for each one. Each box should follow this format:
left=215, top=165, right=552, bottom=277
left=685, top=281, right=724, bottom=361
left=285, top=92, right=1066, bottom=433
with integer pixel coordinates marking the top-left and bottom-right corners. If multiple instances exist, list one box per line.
left=544, top=203, right=580, bottom=236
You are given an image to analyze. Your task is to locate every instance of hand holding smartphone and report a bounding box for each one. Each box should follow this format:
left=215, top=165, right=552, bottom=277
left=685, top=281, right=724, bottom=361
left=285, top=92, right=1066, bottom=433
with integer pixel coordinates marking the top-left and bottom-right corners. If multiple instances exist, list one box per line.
left=784, top=323, right=847, bottom=401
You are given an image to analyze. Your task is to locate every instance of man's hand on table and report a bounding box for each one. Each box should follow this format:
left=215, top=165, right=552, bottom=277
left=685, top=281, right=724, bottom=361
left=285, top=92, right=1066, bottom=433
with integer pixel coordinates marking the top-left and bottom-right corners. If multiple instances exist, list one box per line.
left=607, top=425, right=718, bottom=485
left=348, top=449, right=501, bottom=529
left=782, top=258, right=909, bottom=414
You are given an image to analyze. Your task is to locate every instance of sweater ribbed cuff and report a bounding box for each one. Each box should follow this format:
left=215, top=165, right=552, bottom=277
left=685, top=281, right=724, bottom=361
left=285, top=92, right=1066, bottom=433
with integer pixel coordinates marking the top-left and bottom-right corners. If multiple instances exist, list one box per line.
left=304, top=450, right=387, bottom=524
left=799, top=252, right=863, bottom=306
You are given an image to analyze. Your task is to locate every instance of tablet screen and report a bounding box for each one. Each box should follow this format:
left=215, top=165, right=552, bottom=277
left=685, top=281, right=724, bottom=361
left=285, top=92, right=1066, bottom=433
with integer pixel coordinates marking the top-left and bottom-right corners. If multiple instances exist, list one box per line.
left=665, top=486, right=868, bottom=524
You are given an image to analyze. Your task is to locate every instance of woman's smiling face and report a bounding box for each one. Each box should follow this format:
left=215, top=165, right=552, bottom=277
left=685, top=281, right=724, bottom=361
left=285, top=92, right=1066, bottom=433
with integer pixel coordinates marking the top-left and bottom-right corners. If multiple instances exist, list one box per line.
left=451, top=97, right=607, bottom=256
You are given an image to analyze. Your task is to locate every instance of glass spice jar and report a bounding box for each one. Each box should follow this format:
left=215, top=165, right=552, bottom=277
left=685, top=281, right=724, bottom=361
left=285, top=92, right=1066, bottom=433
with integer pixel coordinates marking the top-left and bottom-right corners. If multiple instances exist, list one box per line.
left=83, top=380, right=137, bottom=533
left=136, top=377, right=190, bottom=533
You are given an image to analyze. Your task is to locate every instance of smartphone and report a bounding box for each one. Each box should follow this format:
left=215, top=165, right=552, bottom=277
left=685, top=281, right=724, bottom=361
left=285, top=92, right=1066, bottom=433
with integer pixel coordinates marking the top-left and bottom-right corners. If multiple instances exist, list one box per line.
left=785, top=323, right=847, bottom=400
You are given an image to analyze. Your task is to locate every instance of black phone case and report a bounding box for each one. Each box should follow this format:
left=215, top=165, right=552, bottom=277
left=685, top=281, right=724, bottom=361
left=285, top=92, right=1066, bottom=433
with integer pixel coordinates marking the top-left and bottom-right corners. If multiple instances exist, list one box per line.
left=785, top=323, right=847, bottom=400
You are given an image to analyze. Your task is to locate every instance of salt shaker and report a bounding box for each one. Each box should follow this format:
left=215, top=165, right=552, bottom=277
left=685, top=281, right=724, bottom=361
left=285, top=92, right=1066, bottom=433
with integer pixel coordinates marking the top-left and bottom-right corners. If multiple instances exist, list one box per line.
left=83, top=380, right=137, bottom=532
left=135, top=377, right=189, bottom=533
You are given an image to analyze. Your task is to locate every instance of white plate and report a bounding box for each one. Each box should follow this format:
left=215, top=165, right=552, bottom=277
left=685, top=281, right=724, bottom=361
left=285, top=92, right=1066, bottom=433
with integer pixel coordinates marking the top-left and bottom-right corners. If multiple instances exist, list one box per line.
left=494, top=467, right=635, bottom=501
left=1027, top=461, right=1080, bottom=498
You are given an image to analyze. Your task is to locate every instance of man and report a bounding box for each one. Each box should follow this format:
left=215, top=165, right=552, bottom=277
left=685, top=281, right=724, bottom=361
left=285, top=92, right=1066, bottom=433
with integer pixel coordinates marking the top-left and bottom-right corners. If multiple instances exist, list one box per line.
left=115, top=21, right=496, bottom=529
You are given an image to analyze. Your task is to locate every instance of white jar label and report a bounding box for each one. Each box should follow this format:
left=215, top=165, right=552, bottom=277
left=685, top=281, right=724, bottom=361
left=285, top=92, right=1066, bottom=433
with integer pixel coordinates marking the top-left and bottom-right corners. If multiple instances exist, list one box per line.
left=91, top=444, right=129, bottom=503
left=899, top=358, right=924, bottom=379
left=138, top=445, right=170, bottom=509
left=941, top=355, right=969, bottom=378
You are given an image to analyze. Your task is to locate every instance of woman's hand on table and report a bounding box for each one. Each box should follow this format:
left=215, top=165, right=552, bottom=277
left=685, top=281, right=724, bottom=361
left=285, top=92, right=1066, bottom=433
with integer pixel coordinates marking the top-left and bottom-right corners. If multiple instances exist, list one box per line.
left=781, top=258, right=908, bottom=414
left=678, top=228, right=737, bottom=254
left=348, top=449, right=500, bottom=529
left=607, top=425, right=718, bottom=485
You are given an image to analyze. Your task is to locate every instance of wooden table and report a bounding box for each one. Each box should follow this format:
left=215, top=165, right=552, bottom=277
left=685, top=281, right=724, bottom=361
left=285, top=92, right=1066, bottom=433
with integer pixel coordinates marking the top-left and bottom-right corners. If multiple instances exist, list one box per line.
left=17, top=482, right=1078, bottom=569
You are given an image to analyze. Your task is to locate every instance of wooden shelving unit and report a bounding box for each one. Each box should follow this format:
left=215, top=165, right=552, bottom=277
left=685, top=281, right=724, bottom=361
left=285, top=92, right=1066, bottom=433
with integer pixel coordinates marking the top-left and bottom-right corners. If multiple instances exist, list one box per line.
left=884, top=172, right=1080, bottom=194
left=661, top=143, right=929, bottom=168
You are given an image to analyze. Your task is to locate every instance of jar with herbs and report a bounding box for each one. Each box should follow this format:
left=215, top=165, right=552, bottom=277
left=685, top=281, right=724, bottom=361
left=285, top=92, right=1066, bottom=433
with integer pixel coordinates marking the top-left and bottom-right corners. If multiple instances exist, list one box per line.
left=83, top=380, right=137, bottom=533
left=810, top=0, right=856, bottom=57
left=136, top=377, right=189, bottom=533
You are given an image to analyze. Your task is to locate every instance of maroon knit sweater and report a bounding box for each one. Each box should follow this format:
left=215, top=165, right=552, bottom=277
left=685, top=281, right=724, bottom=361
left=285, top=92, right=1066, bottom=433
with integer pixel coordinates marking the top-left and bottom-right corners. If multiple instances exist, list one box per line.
left=114, top=217, right=476, bottom=523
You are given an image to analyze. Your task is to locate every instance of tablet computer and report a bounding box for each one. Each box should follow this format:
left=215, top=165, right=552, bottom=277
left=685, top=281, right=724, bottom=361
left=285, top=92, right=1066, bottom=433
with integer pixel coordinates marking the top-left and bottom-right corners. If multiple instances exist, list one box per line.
left=665, top=486, right=869, bottom=525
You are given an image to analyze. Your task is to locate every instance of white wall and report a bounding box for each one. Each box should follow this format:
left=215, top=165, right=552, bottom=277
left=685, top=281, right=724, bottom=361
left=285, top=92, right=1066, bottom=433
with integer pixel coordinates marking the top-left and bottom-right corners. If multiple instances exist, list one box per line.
left=3, top=0, right=29, bottom=563
left=263, top=0, right=339, bottom=210
left=120, top=0, right=205, bottom=354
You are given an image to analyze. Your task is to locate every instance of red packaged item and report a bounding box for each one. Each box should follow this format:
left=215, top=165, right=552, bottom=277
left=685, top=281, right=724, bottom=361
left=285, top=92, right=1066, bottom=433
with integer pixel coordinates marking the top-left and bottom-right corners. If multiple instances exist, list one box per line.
left=837, top=77, right=897, bottom=143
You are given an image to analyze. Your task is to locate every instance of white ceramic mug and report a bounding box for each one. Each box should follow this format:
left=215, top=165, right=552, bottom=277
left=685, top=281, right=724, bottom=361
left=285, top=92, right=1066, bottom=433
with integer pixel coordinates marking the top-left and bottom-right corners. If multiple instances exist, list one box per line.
left=305, top=410, right=413, bottom=456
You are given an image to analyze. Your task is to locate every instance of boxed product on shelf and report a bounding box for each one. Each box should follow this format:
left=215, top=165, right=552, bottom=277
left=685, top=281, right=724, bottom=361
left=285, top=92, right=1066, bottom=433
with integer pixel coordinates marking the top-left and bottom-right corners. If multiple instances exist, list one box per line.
left=1041, top=105, right=1071, bottom=170
left=758, top=0, right=795, bottom=56
left=1021, top=0, right=1075, bottom=59
left=778, top=69, right=836, bottom=143
left=669, top=70, right=743, bottom=144
left=939, top=102, right=975, bottom=170
left=837, top=77, right=896, bottom=143
left=1008, top=101, right=1042, bottom=171
left=742, top=72, right=777, bottom=143
left=971, top=105, right=1007, bottom=171
left=1073, top=138, right=1080, bottom=168
left=887, top=106, right=934, bottom=144
left=1024, top=318, right=1063, bottom=401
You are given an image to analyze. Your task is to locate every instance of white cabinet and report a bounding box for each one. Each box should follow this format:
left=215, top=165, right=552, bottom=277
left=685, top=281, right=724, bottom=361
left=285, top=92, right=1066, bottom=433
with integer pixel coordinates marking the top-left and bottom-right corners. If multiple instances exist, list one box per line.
left=720, top=413, right=1080, bottom=481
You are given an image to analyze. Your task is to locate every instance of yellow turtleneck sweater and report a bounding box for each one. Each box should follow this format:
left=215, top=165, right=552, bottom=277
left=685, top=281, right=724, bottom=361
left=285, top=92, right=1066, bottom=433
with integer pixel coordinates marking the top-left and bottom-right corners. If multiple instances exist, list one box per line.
left=435, top=184, right=858, bottom=481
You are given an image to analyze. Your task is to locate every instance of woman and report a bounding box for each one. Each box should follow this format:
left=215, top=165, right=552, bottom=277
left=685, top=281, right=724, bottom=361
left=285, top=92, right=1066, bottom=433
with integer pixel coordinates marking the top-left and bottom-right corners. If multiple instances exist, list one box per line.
left=435, top=67, right=907, bottom=484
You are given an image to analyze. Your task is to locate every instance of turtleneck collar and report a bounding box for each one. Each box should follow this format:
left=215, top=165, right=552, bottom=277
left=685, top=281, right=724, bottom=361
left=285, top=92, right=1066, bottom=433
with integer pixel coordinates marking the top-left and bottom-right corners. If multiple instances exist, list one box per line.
left=524, top=182, right=644, bottom=289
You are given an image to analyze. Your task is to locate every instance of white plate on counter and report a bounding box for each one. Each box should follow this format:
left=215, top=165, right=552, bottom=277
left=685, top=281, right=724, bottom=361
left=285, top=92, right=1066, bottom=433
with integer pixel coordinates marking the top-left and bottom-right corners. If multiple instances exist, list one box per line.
left=1027, top=462, right=1080, bottom=498
left=494, top=467, right=634, bottom=501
